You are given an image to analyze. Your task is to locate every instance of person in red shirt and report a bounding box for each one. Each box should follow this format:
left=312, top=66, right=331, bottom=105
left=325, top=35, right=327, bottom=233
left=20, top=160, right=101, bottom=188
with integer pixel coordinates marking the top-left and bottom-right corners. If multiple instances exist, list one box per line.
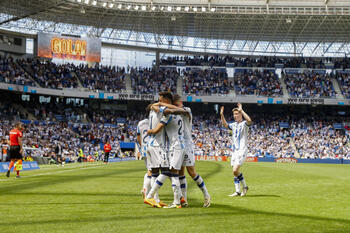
left=103, top=141, right=112, bottom=164
left=6, top=122, right=24, bottom=178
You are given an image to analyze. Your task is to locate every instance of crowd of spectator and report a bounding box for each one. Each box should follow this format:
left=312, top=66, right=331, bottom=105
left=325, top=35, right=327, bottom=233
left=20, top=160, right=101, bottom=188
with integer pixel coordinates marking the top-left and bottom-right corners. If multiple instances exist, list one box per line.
left=0, top=55, right=35, bottom=86
left=0, top=103, right=349, bottom=162
left=336, top=72, right=350, bottom=99
left=23, top=58, right=79, bottom=89
left=284, top=72, right=336, bottom=98
left=130, top=67, right=178, bottom=94
left=234, top=70, right=283, bottom=96
left=75, top=65, right=126, bottom=92
left=160, top=55, right=328, bottom=68
left=183, top=68, right=232, bottom=95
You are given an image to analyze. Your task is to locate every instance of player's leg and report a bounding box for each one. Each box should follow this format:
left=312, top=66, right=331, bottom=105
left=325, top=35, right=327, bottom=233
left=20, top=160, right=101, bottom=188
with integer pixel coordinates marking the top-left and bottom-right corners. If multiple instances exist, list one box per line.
left=6, top=159, right=15, bottom=177
left=187, top=166, right=211, bottom=207
left=144, top=147, right=169, bottom=207
left=164, top=168, right=181, bottom=208
left=230, top=164, right=242, bottom=196
left=145, top=167, right=170, bottom=208
left=141, top=170, right=152, bottom=199
left=179, top=166, right=188, bottom=206
left=164, top=148, right=185, bottom=208
left=237, top=155, right=248, bottom=196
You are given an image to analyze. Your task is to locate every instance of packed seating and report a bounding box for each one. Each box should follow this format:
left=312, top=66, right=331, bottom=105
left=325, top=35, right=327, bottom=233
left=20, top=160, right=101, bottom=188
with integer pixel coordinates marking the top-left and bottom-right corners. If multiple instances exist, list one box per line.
left=336, top=72, right=350, bottom=99
left=234, top=70, right=283, bottom=96
left=1, top=102, right=349, bottom=160
left=75, top=65, right=126, bottom=92
left=130, top=67, right=178, bottom=94
left=183, top=68, right=231, bottom=95
left=0, top=55, right=35, bottom=86
left=23, top=58, right=79, bottom=89
left=160, top=55, right=327, bottom=68
left=284, top=72, right=336, bottom=98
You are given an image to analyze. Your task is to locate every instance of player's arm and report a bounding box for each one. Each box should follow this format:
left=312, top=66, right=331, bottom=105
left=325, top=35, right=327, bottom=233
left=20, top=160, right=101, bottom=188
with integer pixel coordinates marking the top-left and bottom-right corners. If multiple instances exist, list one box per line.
left=137, top=134, right=142, bottom=147
left=220, top=106, right=229, bottom=129
left=18, top=136, right=23, bottom=154
left=147, top=122, right=165, bottom=135
left=157, top=102, right=181, bottom=110
left=163, top=108, right=189, bottom=117
left=136, top=125, right=142, bottom=147
left=237, top=103, right=252, bottom=126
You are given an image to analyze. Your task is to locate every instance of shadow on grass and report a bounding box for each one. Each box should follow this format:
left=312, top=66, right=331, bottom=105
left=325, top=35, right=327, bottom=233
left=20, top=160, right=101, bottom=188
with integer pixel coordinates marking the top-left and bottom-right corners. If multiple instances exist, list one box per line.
left=1, top=191, right=143, bottom=197
left=0, top=202, right=140, bottom=205
left=2, top=203, right=350, bottom=227
left=0, top=167, right=142, bottom=194
left=242, top=194, right=281, bottom=198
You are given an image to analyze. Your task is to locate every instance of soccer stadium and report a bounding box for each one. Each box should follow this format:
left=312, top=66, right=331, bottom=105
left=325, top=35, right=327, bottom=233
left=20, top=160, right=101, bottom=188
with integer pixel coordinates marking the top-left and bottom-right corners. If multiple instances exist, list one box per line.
left=1, top=0, right=350, bottom=232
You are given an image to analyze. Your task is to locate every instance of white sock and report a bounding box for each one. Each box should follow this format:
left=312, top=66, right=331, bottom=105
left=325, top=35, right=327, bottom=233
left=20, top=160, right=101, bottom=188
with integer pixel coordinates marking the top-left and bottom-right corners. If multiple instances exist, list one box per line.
left=193, top=174, right=210, bottom=199
left=143, top=173, right=152, bottom=194
left=147, top=174, right=168, bottom=199
left=234, top=176, right=241, bottom=193
left=171, top=175, right=181, bottom=205
left=179, top=176, right=187, bottom=201
left=238, top=173, right=247, bottom=188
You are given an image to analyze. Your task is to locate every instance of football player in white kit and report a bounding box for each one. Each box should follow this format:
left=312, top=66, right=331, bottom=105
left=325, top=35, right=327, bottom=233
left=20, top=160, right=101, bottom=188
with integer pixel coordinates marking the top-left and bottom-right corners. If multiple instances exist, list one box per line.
left=137, top=105, right=158, bottom=202
left=144, top=92, right=189, bottom=208
left=220, top=103, right=252, bottom=197
left=173, top=94, right=211, bottom=207
left=150, top=94, right=211, bottom=208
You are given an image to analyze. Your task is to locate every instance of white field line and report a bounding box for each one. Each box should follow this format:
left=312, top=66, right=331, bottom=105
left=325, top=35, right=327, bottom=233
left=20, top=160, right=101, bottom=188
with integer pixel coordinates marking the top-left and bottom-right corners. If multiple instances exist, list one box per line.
left=0, top=162, right=124, bottom=182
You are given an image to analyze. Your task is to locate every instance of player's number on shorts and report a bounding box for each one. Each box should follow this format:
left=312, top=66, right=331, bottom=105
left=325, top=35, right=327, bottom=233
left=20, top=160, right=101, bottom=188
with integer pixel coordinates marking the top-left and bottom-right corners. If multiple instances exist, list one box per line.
left=178, top=119, right=183, bottom=135
left=142, top=130, right=148, bottom=143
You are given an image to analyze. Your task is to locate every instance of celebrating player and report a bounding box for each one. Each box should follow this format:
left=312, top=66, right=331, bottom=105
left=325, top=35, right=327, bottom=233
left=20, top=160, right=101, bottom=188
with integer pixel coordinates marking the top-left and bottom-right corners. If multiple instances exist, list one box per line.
left=220, top=103, right=251, bottom=197
left=6, top=122, right=24, bottom=178
left=154, top=94, right=211, bottom=207
left=137, top=104, right=160, bottom=204
left=144, top=92, right=188, bottom=208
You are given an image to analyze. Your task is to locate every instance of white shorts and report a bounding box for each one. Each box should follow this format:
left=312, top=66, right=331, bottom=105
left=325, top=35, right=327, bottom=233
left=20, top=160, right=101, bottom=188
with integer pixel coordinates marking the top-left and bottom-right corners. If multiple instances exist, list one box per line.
left=182, top=145, right=195, bottom=167
left=169, top=146, right=185, bottom=170
left=146, top=146, right=169, bottom=169
left=231, top=149, right=248, bottom=167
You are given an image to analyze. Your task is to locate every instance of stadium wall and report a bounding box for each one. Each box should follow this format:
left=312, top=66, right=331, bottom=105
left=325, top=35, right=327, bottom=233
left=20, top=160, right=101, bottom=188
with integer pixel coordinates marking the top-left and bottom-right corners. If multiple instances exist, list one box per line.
left=0, top=161, right=40, bottom=173
left=1, top=82, right=349, bottom=106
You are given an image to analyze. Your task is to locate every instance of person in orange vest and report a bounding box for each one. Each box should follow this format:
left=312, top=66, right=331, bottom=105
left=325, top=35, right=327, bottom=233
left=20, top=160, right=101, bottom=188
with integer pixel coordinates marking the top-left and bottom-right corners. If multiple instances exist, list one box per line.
left=103, top=141, right=112, bottom=164
left=6, top=122, right=24, bottom=178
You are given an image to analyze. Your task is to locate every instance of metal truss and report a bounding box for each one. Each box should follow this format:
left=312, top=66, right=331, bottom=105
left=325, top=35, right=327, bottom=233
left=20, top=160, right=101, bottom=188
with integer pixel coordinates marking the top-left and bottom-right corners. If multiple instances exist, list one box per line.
left=2, top=0, right=350, bottom=57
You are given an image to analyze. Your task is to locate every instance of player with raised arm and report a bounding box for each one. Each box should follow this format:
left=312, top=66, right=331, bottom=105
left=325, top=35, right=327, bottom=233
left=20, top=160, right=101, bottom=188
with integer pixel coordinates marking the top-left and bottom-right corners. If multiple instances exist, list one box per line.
left=156, top=95, right=211, bottom=207
left=220, top=103, right=252, bottom=197
left=144, top=92, right=188, bottom=208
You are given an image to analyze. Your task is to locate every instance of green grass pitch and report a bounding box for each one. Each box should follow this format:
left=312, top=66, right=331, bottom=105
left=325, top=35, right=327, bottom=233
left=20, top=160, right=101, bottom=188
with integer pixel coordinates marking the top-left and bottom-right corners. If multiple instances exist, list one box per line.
left=1, top=161, right=350, bottom=233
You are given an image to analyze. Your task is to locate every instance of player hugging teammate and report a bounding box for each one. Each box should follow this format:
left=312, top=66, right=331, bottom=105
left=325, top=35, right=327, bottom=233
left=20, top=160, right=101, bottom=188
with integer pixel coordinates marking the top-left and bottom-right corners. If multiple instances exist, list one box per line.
left=140, top=92, right=210, bottom=208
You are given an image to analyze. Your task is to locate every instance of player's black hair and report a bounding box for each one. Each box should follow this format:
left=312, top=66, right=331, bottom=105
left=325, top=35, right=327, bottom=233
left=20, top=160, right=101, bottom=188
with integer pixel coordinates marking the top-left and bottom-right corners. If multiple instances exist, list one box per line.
left=173, top=94, right=182, bottom=102
left=159, top=91, right=173, bottom=102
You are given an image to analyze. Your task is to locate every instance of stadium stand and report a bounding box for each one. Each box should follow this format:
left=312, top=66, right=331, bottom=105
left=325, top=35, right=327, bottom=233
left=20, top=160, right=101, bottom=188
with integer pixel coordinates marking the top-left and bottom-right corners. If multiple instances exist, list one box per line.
left=182, top=68, right=231, bottom=95
left=283, top=72, right=336, bottom=98
left=130, top=67, right=178, bottom=94
left=234, top=70, right=283, bottom=96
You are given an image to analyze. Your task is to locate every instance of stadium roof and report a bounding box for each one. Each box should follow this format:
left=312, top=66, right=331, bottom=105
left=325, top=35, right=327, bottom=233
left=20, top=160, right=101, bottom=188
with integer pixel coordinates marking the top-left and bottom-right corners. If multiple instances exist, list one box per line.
left=1, top=0, right=350, bottom=56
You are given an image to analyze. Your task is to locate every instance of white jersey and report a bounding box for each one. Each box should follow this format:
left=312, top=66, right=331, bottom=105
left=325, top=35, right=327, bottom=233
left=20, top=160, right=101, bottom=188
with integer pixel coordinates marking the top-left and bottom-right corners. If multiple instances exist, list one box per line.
left=228, top=120, right=249, bottom=151
left=182, top=107, right=193, bottom=147
left=165, top=114, right=185, bottom=148
left=148, top=107, right=171, bottom=148
left=137, top=119, right=150, bottom=147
